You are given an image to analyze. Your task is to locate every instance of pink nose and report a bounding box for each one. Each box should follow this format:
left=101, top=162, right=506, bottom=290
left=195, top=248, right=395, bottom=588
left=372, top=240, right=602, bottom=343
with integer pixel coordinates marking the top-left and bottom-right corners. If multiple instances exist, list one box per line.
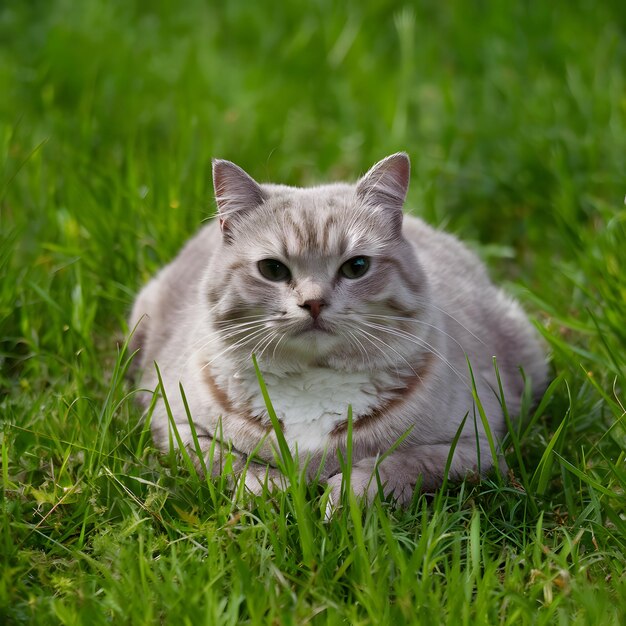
left=300, top=299, right=326, bottom=320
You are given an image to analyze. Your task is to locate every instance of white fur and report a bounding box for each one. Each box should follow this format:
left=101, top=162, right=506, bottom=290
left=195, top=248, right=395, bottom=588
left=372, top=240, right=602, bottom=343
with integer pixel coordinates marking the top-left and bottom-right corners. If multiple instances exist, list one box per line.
left=242, top=367, right=395, bottom=452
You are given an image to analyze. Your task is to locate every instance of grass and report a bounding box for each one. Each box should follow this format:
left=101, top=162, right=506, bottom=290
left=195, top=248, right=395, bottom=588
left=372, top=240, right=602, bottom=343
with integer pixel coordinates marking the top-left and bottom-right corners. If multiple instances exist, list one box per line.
left=1, top=0, right=625, bottom=623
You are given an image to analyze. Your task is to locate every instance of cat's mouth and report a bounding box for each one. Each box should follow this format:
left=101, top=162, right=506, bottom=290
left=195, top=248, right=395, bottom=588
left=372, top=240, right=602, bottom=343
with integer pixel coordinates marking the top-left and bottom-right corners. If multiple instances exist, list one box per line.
left=293, top=319, right=333, bottom=335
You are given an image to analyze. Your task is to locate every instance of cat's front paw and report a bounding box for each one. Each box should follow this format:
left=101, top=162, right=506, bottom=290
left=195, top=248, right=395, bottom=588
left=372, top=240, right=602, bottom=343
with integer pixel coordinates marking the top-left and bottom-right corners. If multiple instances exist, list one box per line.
left=325, top=473, right=343, bottom=519
left=325, top=457, right=415, bottom=515
left=241, top=464, right=287, bottom=496
left=325, top=462, right=380, bottom=517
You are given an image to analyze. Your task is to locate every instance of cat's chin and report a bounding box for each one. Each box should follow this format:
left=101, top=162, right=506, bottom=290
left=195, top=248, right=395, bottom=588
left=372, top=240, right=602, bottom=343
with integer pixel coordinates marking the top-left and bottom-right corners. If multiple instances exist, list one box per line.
left=281, top=330, right=341, bottom=361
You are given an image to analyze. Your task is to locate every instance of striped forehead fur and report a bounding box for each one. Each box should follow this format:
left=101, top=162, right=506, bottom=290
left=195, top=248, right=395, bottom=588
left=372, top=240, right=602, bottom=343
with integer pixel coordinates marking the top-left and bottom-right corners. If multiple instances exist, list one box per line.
left=226, top=186, right=401, bottom=259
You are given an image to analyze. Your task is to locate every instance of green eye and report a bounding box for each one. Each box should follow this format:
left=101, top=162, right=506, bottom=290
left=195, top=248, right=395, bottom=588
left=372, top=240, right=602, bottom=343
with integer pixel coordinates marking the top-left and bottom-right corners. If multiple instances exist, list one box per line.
left=258, top=259, right=291, bottom=282
left=340, top=256, right=370, bottom=279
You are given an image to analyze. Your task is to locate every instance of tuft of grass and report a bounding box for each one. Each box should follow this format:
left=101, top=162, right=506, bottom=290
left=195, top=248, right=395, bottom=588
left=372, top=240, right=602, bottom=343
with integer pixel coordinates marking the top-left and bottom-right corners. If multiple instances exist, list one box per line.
left=1, top=0, right=625, bottom=623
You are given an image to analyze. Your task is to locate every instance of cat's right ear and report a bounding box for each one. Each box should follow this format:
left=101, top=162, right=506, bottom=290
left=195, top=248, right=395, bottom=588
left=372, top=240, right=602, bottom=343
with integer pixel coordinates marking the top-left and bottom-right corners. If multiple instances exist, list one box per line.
left=212, top=159, right=267, bottom=242
left=356, top=152, right=410, bottom=232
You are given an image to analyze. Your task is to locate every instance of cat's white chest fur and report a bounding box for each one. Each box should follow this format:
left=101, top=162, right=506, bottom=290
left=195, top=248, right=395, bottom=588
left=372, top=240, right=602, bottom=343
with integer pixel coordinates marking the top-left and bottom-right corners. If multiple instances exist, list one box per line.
left=238, top=367, right=386, bottom=452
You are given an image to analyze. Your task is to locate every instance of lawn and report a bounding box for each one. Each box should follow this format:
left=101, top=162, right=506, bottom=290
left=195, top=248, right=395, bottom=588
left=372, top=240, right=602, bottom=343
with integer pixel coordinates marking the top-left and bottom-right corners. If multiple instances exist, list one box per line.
left=1, top=1, right=625, bottom=624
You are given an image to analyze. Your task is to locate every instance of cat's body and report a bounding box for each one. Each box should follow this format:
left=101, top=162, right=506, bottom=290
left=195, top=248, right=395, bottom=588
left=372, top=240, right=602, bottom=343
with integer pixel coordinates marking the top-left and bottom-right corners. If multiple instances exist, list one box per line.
left=130, top=153, right=548, bottom=503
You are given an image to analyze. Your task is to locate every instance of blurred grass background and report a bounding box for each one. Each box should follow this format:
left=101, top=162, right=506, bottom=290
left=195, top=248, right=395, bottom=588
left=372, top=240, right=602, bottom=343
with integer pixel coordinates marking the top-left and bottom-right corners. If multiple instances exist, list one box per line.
left=1, top=1, right=625, bottom=623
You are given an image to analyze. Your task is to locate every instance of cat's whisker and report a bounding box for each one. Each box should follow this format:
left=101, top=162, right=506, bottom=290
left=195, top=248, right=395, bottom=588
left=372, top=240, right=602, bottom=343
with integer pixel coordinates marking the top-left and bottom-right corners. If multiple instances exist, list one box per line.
left=358, top=328, right=404, bottom=382
left=206, top=324, right=272, bottom=347
left=205, top=322, right=269, bottom=343
left=182, top=321, right=271, bottom=367
left=350, top=326, right=406, bottom=381
left=199, top=326, right=272, bottom=371
left=413, top=298, right=488, bottom=346
left=191, top=315, right=288, bottom=371
left=252, top=328, right=281, bottom=363
left=342, top=328, right=373, bottom=370
left=364, top=296, right=488, bottom=347
left=209, top=319, right=278, bottom=337
left=212, top=314, right=278, bottom=326
left=358, top=320, right=469, bottom=389
left=360, top=319, right=450, bottom=366
left=183, top=318, right=271, bottom=353
left=337, top=329, right=360, bottom=362
left=270, top=331, right=287, bottom=362
left=362, top=313, right=473, bottom=356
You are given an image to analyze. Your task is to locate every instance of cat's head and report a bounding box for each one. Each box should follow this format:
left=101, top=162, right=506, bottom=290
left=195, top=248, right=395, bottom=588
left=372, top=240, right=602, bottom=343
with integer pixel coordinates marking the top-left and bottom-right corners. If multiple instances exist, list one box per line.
left=204, top=154, right=430, bottom=370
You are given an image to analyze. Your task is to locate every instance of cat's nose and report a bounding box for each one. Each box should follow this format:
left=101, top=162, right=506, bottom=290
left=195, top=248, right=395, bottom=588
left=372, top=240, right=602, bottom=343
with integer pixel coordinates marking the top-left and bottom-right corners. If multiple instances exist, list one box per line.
left=299, top=299, right=326, bottom=320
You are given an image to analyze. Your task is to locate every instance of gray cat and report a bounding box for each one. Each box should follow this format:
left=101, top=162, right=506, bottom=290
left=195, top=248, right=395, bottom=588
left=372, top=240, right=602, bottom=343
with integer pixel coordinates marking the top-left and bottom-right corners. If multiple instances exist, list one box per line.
left=129, top=153, right=548, bottom=504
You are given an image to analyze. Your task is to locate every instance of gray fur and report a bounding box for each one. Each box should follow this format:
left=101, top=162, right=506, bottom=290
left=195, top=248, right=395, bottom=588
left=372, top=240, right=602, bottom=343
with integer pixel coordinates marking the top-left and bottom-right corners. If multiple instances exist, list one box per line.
left=129, top=153, right=548, bottom=504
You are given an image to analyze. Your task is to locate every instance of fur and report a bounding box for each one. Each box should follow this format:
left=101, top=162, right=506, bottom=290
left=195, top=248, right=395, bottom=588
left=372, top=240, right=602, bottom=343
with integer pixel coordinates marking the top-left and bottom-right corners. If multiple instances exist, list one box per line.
left=129, top=153, right=548, bottom=504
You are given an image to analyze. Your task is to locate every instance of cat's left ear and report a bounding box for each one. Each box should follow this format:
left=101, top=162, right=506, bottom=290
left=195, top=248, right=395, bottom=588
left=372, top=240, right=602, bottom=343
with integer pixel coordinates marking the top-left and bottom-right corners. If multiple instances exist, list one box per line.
left=212, top=159, right=267, bottom=242
left=356, top=152, right=410, bottom=227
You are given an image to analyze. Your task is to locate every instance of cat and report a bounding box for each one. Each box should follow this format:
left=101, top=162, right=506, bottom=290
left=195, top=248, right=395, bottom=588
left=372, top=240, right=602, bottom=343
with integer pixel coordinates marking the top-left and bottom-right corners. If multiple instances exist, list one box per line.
left=129, top=153, right=548, bottom=505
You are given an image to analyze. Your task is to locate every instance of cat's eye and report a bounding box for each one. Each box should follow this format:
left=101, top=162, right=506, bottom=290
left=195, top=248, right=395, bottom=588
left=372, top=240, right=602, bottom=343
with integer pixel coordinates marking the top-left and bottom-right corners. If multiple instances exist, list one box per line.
left=339, top=256, right=370, bottom=279
left=258, top=259, right=291, bottom=282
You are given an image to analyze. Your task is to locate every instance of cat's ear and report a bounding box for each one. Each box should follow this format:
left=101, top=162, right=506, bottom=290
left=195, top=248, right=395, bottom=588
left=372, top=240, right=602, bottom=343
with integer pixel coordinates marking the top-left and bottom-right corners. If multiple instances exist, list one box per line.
left=212, top=159, right=267, bottom=242
left=356, top=153, right=410, bottom=225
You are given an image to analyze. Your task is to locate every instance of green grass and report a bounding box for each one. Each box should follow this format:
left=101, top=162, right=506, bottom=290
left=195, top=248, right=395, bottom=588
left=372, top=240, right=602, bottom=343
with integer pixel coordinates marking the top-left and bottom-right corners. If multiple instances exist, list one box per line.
left=1, top=0, right=625, bottom=623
